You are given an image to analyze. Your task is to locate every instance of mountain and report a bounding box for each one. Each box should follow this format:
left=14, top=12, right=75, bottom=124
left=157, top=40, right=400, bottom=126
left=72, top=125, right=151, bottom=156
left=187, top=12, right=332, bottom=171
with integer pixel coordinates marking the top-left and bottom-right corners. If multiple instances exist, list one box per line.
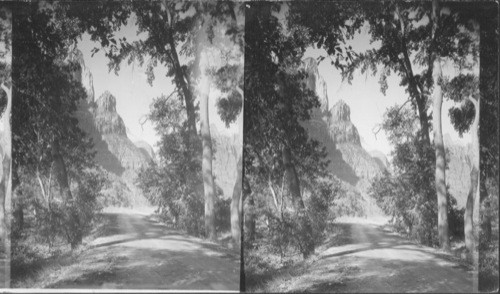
left=71, top=48, right=153, bottom=208
left=301, top=57, right=385, bottom=216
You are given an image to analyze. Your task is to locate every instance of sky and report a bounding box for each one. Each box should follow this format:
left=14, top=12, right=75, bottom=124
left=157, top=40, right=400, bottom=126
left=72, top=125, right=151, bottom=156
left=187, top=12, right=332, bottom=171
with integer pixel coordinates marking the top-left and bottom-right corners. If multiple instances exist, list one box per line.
left=77, top=14, right=241, bottom=152
left=303, top=24, right=474, bottom=158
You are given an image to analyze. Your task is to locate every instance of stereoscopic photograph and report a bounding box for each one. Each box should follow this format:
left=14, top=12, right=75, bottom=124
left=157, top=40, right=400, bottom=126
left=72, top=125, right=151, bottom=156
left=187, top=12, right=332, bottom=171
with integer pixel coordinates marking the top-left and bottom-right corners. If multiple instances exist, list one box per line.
left=8, top=1, right=243, bottom=290
left=0, top=0, right=498, bottom=293
left=243, top=1, right=497, bottom=293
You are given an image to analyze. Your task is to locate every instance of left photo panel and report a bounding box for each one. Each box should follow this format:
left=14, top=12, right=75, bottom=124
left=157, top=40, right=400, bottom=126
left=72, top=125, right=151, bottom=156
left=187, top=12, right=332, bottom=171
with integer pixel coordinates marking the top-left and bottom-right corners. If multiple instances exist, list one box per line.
left=9, top=1, right=243, bottom=290
left=0, top=3, right=11, bottom=290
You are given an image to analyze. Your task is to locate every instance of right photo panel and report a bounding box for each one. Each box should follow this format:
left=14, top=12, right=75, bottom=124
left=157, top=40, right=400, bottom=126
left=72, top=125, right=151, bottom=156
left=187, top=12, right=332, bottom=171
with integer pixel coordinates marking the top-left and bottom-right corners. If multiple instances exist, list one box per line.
left=243, top=1, right=498, bottom=293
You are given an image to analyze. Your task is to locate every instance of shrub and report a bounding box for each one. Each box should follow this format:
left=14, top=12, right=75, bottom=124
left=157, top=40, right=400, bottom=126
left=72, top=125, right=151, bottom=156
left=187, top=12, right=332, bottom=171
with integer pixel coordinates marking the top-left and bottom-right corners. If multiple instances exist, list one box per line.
left=215, top=193, right=231, bottom=233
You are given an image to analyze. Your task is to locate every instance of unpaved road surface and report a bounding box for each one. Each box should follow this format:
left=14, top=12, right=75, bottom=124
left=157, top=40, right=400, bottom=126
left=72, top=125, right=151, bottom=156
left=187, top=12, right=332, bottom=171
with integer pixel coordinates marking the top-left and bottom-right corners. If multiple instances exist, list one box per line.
left=284, top=218, right=475, bottom=293
left=48, top=211, right=240, bottom=290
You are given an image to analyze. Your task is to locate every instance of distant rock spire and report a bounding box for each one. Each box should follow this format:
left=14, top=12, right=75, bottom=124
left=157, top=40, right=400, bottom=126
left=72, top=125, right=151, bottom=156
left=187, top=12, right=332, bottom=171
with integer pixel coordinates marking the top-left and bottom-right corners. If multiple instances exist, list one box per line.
left=302, top=57, right=329, bottom=112
left=94, top=91, right=127, bottom=136
left=68, top=46, right=95, bottom=103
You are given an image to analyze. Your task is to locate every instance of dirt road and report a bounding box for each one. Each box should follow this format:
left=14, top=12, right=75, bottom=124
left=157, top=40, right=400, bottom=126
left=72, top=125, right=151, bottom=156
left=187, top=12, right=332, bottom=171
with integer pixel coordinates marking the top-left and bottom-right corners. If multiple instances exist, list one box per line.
left=47, top=210, right=240, bottom=290
left=284, top=218, right=475, bottom=293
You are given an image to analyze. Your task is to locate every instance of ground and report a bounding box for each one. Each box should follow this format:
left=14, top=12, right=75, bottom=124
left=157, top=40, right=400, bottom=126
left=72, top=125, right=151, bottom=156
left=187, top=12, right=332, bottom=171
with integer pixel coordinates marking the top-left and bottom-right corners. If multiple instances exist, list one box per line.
left=17, top=208, right=240, bottom=290
left=250, top=217, right=475, bottom=293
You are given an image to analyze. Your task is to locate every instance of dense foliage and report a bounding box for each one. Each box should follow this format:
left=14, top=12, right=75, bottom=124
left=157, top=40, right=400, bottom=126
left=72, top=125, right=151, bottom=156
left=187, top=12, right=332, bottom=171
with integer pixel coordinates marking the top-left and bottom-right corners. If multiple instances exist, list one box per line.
left=244, top=2, right=356, bottom=265
left=10, top=3, right=105, bottom=274
left=370, top=105, right=463, bottom=246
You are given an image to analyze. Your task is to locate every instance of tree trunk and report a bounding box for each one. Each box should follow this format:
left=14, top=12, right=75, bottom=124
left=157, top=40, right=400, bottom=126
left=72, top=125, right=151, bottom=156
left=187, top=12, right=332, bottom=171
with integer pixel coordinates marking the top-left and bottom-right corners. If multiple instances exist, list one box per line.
left=199, top=64, right=216, bottom=241
left=194, top=13, right=217, bottom=241
left=0, top=83, right=11, bottom=248
left=51, top=140, right=81, bottom=248
left=282, top=147, right=306, bottom=210
left=231, top=155, right=243, bottom=247
left=479, top=180, right=492, bottom=242
left=464, top=97, right=480, bottom=257
left=282, top=146, right=315, bottom=258
left=245, top=193, right=255, bottom=245
left=430, top=0, right=449, bottom=252
left=432, top=56, right=449, bottom=251
left=167, top=35, right=197, bottom=142
left=395, top=5, right=431, bottom=147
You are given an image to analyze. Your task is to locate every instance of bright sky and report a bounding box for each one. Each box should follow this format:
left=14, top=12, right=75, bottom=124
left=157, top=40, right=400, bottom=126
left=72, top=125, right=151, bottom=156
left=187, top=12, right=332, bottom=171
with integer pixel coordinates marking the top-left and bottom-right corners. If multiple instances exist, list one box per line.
left=77, top=14, right=241, bottom=152
left=303, top=24, right=474, bottom=158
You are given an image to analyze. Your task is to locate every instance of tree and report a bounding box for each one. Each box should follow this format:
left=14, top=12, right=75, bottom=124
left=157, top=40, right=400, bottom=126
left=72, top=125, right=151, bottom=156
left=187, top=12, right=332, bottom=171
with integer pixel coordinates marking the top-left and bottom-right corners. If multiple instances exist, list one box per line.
left=245, top=2, right=338, bottom=259
left=12, top=2, right=97, bottom=248
left=429, top=0, right=450, bottom=251
left=341, top=1, right=479, bottom=251
left=443, top=74, right=479, bottom=257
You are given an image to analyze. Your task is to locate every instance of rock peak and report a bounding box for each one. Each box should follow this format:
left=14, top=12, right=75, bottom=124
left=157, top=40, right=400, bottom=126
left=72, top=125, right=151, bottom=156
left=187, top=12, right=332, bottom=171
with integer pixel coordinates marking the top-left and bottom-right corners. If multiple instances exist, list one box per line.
left=301, top=57, right=328, bottom=112
left=97, top=91, right=117, bottom=113
left=331, top=100, right=351, bottom=122
left=94, top=91, right=126, bottom=135
left=68, top=47, right=95, bottom=102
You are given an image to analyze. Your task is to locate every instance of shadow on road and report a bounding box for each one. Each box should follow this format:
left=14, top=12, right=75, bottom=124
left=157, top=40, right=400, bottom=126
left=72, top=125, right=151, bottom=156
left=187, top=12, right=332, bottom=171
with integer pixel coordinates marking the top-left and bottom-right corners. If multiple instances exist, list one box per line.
left=45, top=212, right=240, bottom=290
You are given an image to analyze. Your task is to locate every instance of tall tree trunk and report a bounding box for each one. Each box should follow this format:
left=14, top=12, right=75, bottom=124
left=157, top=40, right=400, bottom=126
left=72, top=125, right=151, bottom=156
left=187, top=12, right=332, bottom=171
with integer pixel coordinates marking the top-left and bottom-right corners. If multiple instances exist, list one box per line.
left=395, top=5, right=431, bottom=146
left=479, top=180, right=492, bottom=242
left=282, top=147, right=305, bottom=210
left=161, top=2, right=197, bottom=143
left=282, top=146, right=315, bottom=258
left=195, top=14, right=217, bottom=240
left=432, top=57, right=449, bottom=251
left=465, top=97, right=480, bottom=257
left=51, top=140, right=81, bottom=248
left=0, top=83, right=11, bottom=251
left=277, top=72, right=314, bottom=258
left=199, top=73, right=216, bottom=241
left=231, top=155, right=243, bottom=247
left=245, top=192, right=255, bottom=245
left=431, top=0, right=449, bottom=251
left=167, top=34, right=198, bottom=143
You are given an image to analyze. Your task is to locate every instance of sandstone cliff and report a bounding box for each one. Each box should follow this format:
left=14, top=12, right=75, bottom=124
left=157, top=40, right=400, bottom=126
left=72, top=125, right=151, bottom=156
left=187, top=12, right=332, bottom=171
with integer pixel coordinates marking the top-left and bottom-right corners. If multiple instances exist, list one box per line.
left=301, top=57, right=385, bottom=216
left=71, top=48, right=152, bottom=208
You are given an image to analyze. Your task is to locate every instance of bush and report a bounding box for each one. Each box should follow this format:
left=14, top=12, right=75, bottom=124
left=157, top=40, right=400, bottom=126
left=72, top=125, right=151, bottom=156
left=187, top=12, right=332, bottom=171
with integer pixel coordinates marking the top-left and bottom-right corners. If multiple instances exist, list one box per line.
left=370, top=135, right=440, bottom=247
left=215, top=193, right=231, bottom=233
